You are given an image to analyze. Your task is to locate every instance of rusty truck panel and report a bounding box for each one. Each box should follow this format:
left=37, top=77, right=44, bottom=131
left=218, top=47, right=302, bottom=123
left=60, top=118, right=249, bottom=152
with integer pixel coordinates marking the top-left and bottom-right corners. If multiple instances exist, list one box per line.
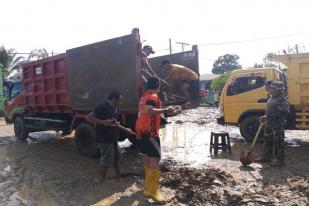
left=66, top=34, right=141, bottom=112
left=22, top=54, right=70, bottom=113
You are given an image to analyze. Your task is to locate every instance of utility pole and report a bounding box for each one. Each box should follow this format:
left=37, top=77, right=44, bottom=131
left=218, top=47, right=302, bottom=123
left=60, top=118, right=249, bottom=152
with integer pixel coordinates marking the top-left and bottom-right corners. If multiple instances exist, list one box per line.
left=169, top=38, right=172, bottom=61
left=175, top=41, right=190, bottom=52
left=295, top=44, right=299, bottom=54
left=169, top=38, right=172, bottom=55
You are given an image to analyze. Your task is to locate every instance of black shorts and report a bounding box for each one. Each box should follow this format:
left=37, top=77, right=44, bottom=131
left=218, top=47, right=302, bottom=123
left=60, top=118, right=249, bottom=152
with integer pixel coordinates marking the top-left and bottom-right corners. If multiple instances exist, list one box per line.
left=139, top=136, right=161, bottom=158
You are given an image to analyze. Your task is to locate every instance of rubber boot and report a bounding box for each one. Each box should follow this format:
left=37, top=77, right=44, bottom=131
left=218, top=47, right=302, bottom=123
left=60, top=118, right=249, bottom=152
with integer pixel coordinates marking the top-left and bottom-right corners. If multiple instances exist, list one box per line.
left=147, top=169, right=166, bottom=204
left=143, top=166, right=151, bottom=197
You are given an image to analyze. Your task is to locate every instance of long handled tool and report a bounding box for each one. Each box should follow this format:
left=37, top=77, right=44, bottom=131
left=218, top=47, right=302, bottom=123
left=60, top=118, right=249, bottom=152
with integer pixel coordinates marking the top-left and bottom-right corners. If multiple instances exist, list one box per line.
left=240, top=122, right=264, bottom=166
left=111, top=118, right=136, bottom=136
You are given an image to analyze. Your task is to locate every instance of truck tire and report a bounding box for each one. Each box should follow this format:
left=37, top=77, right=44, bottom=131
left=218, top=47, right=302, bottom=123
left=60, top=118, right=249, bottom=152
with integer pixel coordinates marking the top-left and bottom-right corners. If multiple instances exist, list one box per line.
left=14, top=116, right=29, bottom=141
left=240, top=116, right=263, bottom=142
left=75, top=123, right=99, bottom=157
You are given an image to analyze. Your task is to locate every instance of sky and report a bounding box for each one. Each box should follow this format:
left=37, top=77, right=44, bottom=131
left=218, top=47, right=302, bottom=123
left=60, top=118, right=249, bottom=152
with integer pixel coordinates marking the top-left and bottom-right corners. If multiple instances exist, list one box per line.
left=1, top=0, right=309, bottom=74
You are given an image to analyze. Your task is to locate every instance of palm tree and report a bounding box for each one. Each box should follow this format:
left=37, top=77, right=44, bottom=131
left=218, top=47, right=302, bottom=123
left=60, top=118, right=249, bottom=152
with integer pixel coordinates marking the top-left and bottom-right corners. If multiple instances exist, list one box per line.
left=28, top=48, right=49, bottom=61
left=263, top=53, right=276, bottom=67
left=0, top=45, right=25, bottom=79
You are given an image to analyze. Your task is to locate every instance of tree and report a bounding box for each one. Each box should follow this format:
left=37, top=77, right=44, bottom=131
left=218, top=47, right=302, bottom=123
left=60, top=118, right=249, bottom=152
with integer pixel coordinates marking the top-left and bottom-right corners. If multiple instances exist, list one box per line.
left=210, top=72, right=231, bottom=91
left=28, top=48, right=49, bottom=61
left=212, top=54, right=242, bottom=74
left=0, top=46, right=25, bottom=78
left=253, top=63, right=263, bottom=68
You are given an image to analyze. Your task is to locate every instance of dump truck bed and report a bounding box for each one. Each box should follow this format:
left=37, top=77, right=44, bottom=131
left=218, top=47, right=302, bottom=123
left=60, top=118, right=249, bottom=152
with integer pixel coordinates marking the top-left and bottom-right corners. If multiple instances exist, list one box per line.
left=21, top=32, right=142, bottom=113
left=275, top=53, right=309, bottom=129
left=20, top=34, right=199, bottom=114
left=67, top=33, right=141, bottom=112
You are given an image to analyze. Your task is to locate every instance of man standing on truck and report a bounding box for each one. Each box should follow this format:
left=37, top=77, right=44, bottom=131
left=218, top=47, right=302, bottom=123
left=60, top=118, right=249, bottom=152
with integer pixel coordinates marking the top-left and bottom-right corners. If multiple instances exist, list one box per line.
left=86, top=91, right=123, bottom=180
left=135, top=77, right=175, bottom=204
left=141, top=45, right=157, bottom=77
left=258, top=81, right=289, bottom=166
left=161, top=60, right=198, bottom=105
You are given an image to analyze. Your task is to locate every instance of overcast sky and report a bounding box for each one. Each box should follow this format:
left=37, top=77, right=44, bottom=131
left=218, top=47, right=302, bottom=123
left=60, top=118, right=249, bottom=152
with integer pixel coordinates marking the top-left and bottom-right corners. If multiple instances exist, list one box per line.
left=1, top=0, right=309, bottom=74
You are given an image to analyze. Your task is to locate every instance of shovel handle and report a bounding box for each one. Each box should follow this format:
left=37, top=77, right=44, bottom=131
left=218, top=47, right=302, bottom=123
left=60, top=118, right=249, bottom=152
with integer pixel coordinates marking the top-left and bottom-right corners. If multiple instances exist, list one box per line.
left=249, top=122, right=264, bottom=152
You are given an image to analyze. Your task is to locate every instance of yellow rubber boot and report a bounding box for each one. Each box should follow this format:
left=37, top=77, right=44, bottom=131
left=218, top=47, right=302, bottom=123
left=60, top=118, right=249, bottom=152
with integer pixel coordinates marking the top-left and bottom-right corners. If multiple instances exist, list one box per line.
left=143, top=166, right=151, bottom=197
left=147, top=169, right=167, bottom=204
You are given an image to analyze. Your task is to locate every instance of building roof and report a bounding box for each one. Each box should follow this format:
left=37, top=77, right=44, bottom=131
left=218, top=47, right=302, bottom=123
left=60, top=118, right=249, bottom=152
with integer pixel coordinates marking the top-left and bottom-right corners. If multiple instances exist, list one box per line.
left=200, top=73, right=219, bottom=81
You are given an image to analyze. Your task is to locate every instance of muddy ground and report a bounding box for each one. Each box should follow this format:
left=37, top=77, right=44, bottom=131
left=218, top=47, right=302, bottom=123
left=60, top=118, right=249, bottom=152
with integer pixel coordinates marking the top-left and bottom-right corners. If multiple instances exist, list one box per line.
left=0, top=107, right=308, bottom=206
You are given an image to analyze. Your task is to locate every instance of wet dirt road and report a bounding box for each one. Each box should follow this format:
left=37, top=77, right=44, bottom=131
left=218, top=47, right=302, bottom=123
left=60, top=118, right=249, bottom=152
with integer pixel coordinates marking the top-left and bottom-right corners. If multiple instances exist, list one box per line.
left=0, top=107, right=308, bottom=206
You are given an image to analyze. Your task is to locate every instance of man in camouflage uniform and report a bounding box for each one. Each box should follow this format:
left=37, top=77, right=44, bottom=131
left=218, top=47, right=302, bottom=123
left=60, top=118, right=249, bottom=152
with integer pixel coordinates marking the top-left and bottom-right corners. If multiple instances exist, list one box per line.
left=258, top=81, right=289, bottom=166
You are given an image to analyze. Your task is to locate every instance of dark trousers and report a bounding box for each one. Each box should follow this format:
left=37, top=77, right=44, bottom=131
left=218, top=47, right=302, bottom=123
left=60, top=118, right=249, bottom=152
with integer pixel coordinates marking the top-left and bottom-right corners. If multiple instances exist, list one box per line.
left=262, top=127, right=285, bottom=161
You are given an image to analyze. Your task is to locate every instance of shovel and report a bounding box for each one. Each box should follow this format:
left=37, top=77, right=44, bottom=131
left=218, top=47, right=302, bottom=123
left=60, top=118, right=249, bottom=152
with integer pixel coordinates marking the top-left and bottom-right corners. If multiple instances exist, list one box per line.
left=111, top=118, right=136, bottom=136
left=240, top=122, right=264, bottom=166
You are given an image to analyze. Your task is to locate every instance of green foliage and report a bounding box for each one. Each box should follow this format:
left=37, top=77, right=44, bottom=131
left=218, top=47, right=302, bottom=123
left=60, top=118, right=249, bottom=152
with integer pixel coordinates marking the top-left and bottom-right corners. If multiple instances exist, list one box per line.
left=212, top=54, right=242, bottom=74
left=28, top=48, right=49, bottom=61
left=263, top=52, right=276, bottom=67
left=0, top=45, right=25, bottom=78
left=210, top=72, right=231, bottom=91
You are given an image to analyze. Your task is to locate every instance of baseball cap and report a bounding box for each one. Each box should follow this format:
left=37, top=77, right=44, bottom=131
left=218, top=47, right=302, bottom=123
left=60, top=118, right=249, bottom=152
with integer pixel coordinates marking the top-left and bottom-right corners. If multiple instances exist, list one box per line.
left=143, top=45, right=155, bottom=54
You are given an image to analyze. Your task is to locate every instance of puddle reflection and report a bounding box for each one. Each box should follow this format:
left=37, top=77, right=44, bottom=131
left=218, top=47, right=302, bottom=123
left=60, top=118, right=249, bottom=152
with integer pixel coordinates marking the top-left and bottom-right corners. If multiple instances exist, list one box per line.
left=160, top=124, right=212, bottom=165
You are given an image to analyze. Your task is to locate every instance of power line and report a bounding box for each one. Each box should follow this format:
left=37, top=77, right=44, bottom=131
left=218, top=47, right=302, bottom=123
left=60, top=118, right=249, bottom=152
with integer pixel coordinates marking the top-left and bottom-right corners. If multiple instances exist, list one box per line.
left=198, top=33, right=306, bottom=46
left=10, top=32, right=308, bottom=56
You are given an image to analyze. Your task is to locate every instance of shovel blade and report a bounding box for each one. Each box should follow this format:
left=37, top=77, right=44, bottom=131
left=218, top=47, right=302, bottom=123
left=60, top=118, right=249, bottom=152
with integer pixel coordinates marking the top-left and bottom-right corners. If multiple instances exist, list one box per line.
left=240, top=150, right=256, bottom=166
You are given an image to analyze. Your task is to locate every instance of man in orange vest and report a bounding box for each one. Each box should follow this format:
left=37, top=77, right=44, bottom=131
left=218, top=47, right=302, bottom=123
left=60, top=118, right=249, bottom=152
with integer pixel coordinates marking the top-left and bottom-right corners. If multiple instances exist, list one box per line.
left=135, top=77, right=175, bottom=204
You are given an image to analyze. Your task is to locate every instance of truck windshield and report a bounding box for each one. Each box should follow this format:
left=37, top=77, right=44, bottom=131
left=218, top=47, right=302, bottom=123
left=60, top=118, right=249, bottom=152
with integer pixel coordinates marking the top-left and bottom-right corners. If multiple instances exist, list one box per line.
left=227, top=76, right=266, bottom=96
left=10, top=82, right=22, bottom=100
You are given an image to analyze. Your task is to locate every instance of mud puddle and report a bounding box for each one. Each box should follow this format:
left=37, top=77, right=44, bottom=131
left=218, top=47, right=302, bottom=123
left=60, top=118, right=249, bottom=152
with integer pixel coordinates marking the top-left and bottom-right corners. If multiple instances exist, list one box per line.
left=160, top=107, right=241, bottom=165
left=160, top=123, right=241, bottom=165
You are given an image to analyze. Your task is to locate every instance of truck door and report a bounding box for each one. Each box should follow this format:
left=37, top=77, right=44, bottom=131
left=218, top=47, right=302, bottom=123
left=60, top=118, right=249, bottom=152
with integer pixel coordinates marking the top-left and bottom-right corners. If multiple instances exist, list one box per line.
left=223, top=73, right=267, bottom=123
left=5, top=81, right=24, bottom=120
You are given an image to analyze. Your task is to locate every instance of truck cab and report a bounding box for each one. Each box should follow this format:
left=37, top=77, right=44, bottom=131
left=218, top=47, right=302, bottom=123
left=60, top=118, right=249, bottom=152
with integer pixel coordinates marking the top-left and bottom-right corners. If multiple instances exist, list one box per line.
left=4, top=80, right=24, bottom=121
left=217, top=68, right=286, bottom=141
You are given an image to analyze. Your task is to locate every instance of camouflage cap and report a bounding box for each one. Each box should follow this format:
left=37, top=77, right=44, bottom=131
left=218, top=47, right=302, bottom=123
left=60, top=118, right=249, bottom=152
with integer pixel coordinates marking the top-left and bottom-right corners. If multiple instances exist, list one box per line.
left=265, top=80, right=273, bottom=87
left=270, top=81, right=284, bottom=90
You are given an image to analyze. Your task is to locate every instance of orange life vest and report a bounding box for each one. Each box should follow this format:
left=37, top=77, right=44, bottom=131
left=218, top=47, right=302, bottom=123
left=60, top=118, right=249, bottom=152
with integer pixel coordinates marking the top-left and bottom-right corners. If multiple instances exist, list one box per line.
left=135, top=91, right=161, bottom=139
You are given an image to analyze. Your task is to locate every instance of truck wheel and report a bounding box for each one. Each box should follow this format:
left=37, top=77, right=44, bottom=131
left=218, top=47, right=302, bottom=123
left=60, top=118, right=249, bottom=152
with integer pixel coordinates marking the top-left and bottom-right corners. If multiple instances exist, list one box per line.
left=240, top=116, right=263, bottom=142
left=14, top=116, right=29, bottom=141
left=75, top=123, right=99, bottom=157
